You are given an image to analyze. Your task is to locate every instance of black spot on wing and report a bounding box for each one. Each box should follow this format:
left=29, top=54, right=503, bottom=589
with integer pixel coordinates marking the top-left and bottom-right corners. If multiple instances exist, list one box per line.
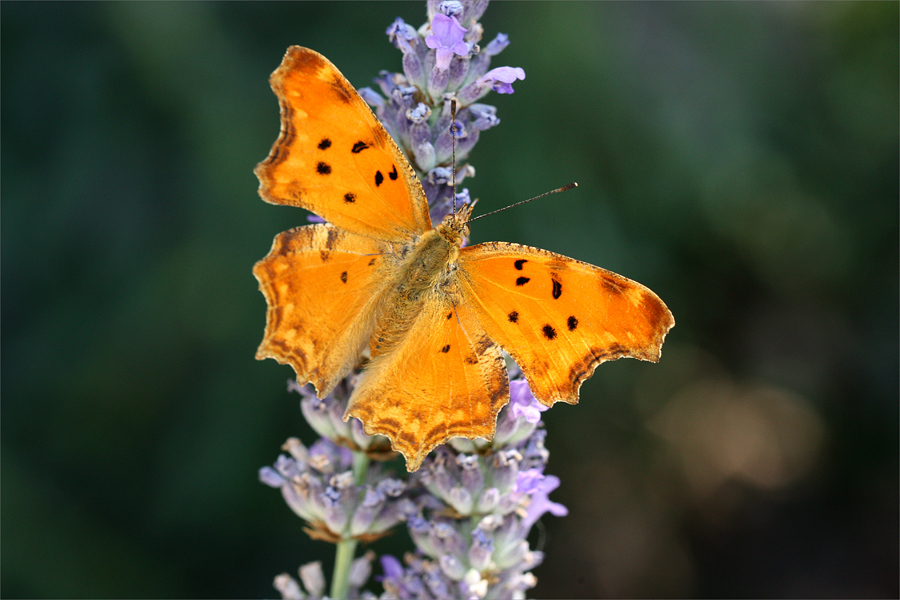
left=446, top=312, right=453, bottom=320
left=551, top=276, right=562, bottom=299
left=316, top=162, right=331, bottom=175
left=514, top=259, right=527, bottom=270
left=516, top=277, right=530, bottom=286
left=567, top=316, right=578, bottom=331
left=508, top=311, right=519, bottom=323
left=340, top=271, right=348, bottom=283
left=344, top=193, right=356, bottom=203
left=368, top=258, right=377, bottom=266
left=542, top=324, right=557, bottom=340
left=317, top=138, right=332, bottom=150
left=440, top=344, right=451, bottom=353
left=389, top=165, right=398, bottom=180
left=375, top=171, right=384, bottom=186
left=352, top=141, right=369, bottom=153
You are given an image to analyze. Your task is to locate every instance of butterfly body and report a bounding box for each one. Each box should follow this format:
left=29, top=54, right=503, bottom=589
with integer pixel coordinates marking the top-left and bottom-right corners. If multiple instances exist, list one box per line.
left=370, top=207, right=470, bottom=357
left=254, top=47, right=674, bottom=471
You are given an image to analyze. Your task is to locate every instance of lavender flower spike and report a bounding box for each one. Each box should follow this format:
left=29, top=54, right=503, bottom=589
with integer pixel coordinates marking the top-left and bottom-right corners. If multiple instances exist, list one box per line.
left=263, top=3, right=569, bottom=599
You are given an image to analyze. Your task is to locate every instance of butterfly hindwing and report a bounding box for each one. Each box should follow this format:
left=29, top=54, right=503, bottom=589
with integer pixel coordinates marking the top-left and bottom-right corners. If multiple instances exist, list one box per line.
left=255, top=47, right=432, bottom=243
left=345, top=290, right=509, bottom=471
left=456, top=241, right=675, bottom=406
left=254, top=224, right=394, bottom=397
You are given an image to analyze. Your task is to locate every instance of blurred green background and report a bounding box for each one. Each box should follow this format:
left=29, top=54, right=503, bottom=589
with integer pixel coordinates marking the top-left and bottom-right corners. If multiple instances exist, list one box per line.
left=2, top=2, right=897, bottom=598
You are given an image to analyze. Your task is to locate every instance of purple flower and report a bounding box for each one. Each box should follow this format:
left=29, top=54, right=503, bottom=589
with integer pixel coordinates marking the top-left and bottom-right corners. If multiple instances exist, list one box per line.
left=518, top=471, right=568, bottom=530
left=467, top=103, right=500, bottom=132
left=298, top=561, right=327, bottom=597
left=437, top=0, right=464, bottom=18
left=406, top=103, right=431, bottom=123
left=391, top=84, right=420, bottom=109
left=457, top=65, right=526, bottom=104
left=488, top=376, right=546, bottom=447
left=508, top=379, right=548, bottom=424
left=514, top=468, right=545, bottom=495
left=468, top=528, right=494, bottom=570
left=520, top=428, right=550, bottom=471
left=428, top=0, right=489, bottom=26
left=425, top=14, right=469, bottom=70
left=309, top=438, right=353, bottom=472
left=380, top=554, right=404, bottom=581
left=259, top=465, right=286, bottom=488
left=357, top=87, right=384, bottom=108
left=273, top=573, right=302, bottom=600
left=480, top=66, right=526, bottom=94
left=386, top=17, right=418, bottom=55
left=484, top=32, right=510, bottom=56
left=454, top=188, right=471, bottom=209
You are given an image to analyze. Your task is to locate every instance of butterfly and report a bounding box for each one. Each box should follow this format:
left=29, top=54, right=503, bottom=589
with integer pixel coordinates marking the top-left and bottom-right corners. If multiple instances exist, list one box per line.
left=254, top=47, right=675, bottom=471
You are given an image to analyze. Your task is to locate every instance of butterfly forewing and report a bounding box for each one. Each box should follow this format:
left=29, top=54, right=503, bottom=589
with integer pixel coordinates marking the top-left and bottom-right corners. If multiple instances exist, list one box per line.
left=456, top=242, right=675, bottom=406
left=256, top=47, right=432, bottom=243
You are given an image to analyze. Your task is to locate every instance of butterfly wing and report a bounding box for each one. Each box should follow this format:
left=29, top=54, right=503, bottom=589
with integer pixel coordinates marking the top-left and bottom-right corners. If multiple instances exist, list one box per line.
left=345, top=291, right=509, bottom=472
left=456, top=242, right=674, bottom=406
left=256, top=46, right=431, bottom=243
left=254, top=224, right=395, bottom=397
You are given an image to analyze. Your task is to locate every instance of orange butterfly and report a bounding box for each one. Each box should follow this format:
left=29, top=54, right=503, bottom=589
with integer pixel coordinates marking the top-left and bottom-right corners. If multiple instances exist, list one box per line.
left=254, top=47, right=674, bottom=471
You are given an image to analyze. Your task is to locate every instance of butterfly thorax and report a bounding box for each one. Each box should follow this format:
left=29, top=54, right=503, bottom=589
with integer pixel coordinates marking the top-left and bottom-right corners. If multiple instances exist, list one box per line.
left=370, top=210, right=471, bottom=357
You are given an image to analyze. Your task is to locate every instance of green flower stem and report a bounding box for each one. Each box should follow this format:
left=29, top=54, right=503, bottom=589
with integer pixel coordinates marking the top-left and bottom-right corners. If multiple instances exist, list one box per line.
left=330, top=452, right=371, bottom=600
left=330, top=539, right=358, bottom=600
left=351, top=451, right=371, bottom=485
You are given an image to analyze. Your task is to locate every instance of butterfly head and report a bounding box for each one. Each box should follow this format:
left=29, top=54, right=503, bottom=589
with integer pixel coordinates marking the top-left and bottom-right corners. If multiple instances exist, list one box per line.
left=436, top=202, right=475, bottom=247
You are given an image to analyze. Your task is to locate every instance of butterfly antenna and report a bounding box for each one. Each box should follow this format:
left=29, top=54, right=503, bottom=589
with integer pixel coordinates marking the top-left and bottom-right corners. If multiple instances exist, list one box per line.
left=466, top=182, right=579, bottom=223
left=450, top=98, right=458, bottom=213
